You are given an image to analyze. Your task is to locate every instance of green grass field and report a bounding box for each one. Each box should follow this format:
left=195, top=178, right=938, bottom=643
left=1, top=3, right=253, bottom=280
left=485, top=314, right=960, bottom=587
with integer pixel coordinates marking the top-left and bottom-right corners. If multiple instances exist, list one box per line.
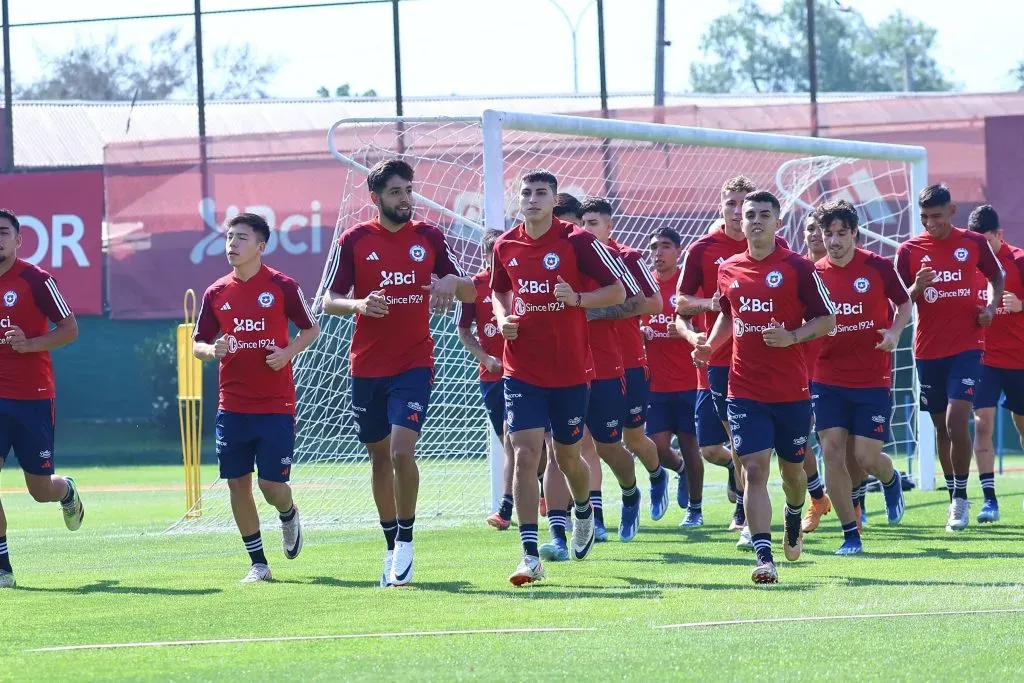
left=2, top=463, right=1024, bottom=681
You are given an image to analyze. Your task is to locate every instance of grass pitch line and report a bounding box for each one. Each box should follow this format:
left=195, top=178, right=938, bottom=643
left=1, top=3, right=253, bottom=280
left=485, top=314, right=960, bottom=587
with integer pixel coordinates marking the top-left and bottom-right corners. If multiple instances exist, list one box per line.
left=656, top=607, right=1024, bottom=630
left=28, top=627, right=600, bottom=652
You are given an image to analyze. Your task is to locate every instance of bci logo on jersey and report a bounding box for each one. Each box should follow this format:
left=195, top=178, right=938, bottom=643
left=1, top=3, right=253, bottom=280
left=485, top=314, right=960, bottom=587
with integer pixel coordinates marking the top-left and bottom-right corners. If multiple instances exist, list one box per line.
left=933, top=269, right=962, bottom=283
left=517, top=279, right=550, bottom=294
left=765, top=270, right=783, bottom=288
left=257, top=291, right=275, bottom=308
left=738, top=296, right=773, bottom=313
left=834, top=301, right=864, bottom=315
left=853, top=277, right=870, bottom=293
left=233, top=318, right=266, bottom=333
left=542, top=252, right=560, bottom=270
left=379, top=271, right=417, bottom=287
left=409, top=244, right=426, bottom=262
left=3, top=290, right=16, bottom=307
left=953, top=247, right=969, bottom=263
left=0, top=315, right=11, bottom=328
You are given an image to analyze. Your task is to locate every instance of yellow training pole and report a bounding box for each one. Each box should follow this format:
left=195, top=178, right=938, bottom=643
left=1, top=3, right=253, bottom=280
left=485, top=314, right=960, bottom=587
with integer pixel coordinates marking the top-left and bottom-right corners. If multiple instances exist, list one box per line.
left=177, top=289, right=204, bottom=518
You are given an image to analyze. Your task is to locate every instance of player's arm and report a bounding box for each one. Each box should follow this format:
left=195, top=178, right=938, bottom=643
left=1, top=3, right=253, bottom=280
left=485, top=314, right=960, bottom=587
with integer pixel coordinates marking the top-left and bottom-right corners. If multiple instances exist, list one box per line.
left=674, top=315, right=706, bottom=347
left=490, top=253, right=520, bottom=340
left=763, top=262, right=836, bottom=348
left=456, top=300, right=501, bottom=372
left=976, top=237, right=1005, bottom=325
left=692, top=300, right=731, bottom=367
left=590, top=253, right=661, bottom=319
left=562, top=234, right=626, bottom=309
left=895, top=245, right=933, bottom=302
left=7, top=276, right=79, bottom=354
left=875, top=257, right=913, bottom=352
left=320, top=234, right=388, bottom=318
left=1001, top=252, right=1024, bottom=312
left=422, top=228, right=475, bottom=312
left=266, top=283, right=322, bottom=371
left=192, top=289, right=227, bottom=361
left=675, top=246, right=719, bottom=316
left=586, top=252, right=646, bottom=320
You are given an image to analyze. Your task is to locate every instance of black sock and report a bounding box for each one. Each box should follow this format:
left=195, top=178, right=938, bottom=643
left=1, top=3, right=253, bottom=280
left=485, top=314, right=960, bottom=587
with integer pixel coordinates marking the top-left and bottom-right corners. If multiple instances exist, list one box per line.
left=726, top=463, right=736, bottom=493
left=806, top=473, right=825, bottom=500
left=944, top=475, right=955, bottom=501
left=498, top=494, right=514, bottom=521
left=538, top=476, right=544, bottom=499
left=397, top=517, right=415, bottom=543
left=734, top=494, right=746, bottom=522
left=953, top=475, right=968, bottom=501
left=548, top=509, right=568, bottom=542
left=60, top=478, right=74, bottom=505
left=0, top=536, right=10, bottom=573
left=590, top=491, right=604, bottom=524
left=621, top=483, right=641, bottom=508
left=857, top=480, right=870, bottom=509
left=574, top=499, right=593, bottom=519
left=979, top=472, right=996, bottom=502
left=784, top=504, right=803, bottom=547
left=841, top=520, right=860, bottom=543
left=279, top=504, right=296, bottom=523
left=242, top=532, right=267, bottom=566
left=381, top=519, right=398, bottom=551
left=687, top=498, right=702, bottom=514
left=752, top=532, right=773, bottom=565
left=883, top=471, right=900, bottom=489
left=520, top=523, right=539, bottom=558
left=648, top=464, right=665, bottom=481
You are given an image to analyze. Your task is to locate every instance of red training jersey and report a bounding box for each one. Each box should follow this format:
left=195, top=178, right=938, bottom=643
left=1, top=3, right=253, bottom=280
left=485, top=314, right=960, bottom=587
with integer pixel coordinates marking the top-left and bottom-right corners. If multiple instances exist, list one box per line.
left=328, top=219, right=464, bottom=378
left=643, top=269, right=698, bottom=393
left=456, top=270, right=504, bottom=382
left=586, top=240, right=642, bottom=380
left=491, top=219, right=620, bottom=388
left=978, top=241, right=1024, bottom=370
left=678, top=224, right=789, bottom=368
left=895, top=227, right=1001, bottom=361
left=194, top=265, right=315, bottom=414
left=813, top=248, right=910, bottom=389
left=0, top=259, right=72, bottom=400
left=718, top=246, right=835, bottom=403
left=610, top=239, right=658, bottom=371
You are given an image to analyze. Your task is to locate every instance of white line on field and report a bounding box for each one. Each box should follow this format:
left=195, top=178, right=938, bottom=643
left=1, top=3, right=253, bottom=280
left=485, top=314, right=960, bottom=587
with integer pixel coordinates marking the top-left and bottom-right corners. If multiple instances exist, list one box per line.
left=655, top=607, right=1024, bottom=630
left=27, top=627, right=599, bottom=652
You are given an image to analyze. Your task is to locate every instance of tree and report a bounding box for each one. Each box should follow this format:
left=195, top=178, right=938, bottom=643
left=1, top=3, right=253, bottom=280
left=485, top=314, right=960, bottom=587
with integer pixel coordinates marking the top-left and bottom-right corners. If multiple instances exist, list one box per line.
left=316, top=84, right=378, bottom=98
left=16, top=29, right=281, bottom=101
left=690, top=0, right=953, bottom=93
left=1014, top=62, right=1024, bottom=90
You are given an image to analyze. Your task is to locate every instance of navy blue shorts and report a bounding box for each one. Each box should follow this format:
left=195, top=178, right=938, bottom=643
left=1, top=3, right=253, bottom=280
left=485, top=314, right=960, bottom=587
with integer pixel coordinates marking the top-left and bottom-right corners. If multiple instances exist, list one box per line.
left=727, top=397, right=812, bottom=463
left=975, top=365, right=1024, bottom=415
left=0, top=398, right=55, bottom=476
left=915, top=350, right=981, bottom=414
left=586, top=377, right=626, bottom=444
left=479, top=379, right=505, bottom=438
left=622, top=367, right=650, bottom=430
left=505, top=377, right=588, bottom=445
left=351, top=367, right=433, bottom=444
left=707, top=365, right=730, bottom=421
left=645, top=390, right=697, bottom=438
left=811, top=382, right=891, bottom=442
left=215, top=410, right=295, bottom=482
left=695, top=389, right=730, bottom=447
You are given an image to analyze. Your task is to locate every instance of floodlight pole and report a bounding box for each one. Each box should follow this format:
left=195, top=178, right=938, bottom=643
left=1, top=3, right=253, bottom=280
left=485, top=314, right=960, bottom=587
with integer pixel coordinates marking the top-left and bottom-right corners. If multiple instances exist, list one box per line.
left=806, top=0, right=819, bottom=137
left=194, top=0, right=210, bottom=199
left=2, top=0, right=13, bottom=171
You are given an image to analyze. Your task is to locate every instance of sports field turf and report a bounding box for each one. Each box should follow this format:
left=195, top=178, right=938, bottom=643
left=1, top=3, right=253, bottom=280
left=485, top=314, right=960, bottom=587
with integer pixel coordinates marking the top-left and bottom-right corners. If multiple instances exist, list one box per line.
left=2, top=463, right=1024, bottom=681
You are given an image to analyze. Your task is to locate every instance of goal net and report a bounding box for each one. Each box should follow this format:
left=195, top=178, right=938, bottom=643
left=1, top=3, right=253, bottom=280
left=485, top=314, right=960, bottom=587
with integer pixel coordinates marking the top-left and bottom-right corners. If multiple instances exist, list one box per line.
left=169, top=110, right=928, bottom=533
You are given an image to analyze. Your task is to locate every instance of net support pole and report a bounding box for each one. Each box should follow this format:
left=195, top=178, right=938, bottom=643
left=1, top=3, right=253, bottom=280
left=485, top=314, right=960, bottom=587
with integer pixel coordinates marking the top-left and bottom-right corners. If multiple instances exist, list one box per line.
left=482, top=109, right=507, bottom=513
left=909, top=155, right=935, bottom=491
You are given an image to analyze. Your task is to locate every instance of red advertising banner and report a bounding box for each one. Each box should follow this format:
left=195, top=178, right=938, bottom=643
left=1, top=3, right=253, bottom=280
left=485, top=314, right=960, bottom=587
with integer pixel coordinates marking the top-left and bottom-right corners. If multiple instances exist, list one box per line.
left=0, top=169, right=104, bottom=315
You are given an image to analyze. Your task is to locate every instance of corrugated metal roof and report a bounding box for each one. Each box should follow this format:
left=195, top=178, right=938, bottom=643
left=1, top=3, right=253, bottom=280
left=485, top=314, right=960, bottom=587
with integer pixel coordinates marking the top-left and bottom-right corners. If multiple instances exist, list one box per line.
left=10, top=90, right=981, bottom=168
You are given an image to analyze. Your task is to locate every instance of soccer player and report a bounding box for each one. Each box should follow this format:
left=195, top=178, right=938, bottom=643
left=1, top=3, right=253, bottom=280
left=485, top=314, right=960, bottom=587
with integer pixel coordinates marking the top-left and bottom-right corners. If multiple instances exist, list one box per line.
left=323, top=159, right=475, bottom=585
left=800, top=213, right=834, bottom=533
left=491, top=169, right=626, bottom=585
left=968, top=205, right=1024, bottom=523
left=579, top=197, right=670, bottom=535
left=811, top=200, right=911, bottom=554
left=645, top=227, right=715, bottom=526
left=693, top=190, right=837, bottom=584
left=193, top=213, right=319, bottom=583
left=895, top=184, right=1003, bottom=531
left=456, top=230, right=518, bottom=530
left=0, top=208, right=83, bottom=589
left=554, top=193, right=583, bottom=226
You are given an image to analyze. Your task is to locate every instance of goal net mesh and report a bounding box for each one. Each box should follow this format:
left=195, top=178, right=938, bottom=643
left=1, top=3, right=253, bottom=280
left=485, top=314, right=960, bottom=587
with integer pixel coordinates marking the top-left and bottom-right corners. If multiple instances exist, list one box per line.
left=169, top=117, right=918, bottom=533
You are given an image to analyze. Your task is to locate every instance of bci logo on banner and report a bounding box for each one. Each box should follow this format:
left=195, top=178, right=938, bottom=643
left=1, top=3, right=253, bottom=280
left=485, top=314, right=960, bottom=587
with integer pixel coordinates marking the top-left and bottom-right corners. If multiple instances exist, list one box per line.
left=189, top=198, right=327, bottom=264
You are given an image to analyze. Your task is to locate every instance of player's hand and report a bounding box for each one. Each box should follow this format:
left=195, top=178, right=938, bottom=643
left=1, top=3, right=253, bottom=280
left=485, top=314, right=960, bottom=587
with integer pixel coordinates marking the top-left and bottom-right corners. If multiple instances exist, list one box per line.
left=709, top=291, right=722, bottom=312
left=875, top=327, right=899, bottom=352
left=762, top=318, right=795, bottom=348
left=978, top=304, right=996, bottom=327
left=692, top=343, right=712, bottom=368
left=483, top=355, right=503, bottom=374
left=915, top=266, right=936, bottom=287
left=1003, top=291, right=1022, bottom=313
left=553, top=276, right=577, bottom=306
left=4, top=326, right=31, bottom=353
left=358, top=289, right=388, bottom=318
left=423, top=274, right=458, bottom=314
left=500, top=314, right=520, bottom=340
left=265, top=344, right=293, bottom=371
left=212, top=337, right=231, bottom=359
left=683, top=330, right=708, bottom=347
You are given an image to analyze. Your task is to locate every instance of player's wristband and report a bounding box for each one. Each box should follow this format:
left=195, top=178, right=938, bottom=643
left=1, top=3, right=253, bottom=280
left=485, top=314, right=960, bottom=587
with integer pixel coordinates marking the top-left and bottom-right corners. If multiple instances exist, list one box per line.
left=575, top=293, right=582, bottom=308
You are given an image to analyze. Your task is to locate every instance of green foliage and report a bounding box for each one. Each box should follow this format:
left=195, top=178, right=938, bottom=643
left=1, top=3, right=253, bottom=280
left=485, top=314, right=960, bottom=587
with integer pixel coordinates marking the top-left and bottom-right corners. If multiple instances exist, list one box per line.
left=316, top=84, right=379, bottom=98
left=133, top=328, right=218, bottom=438
left=690, top=0, right=954, bottom=93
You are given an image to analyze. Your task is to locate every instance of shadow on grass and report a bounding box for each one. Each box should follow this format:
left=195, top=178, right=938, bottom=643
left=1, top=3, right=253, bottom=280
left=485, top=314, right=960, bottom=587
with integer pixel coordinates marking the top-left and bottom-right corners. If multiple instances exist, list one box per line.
left=15, top=580, right=221, bottom=596
left=823, top=575, right=1024, bottom=589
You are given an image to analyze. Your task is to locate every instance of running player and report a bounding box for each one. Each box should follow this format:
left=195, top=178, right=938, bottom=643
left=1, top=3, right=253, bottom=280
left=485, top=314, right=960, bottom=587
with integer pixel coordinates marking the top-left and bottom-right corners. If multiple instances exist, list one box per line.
left=579, top=197, right=670, bottom=534
left=895, top=184, right=1003, bottom=531
left=811, top=200, right=910, bottom=554
left=968, top=204, right=1024, bottom=523
left=693, top=190, right=837, bottom=584
left=645, top=227, right=714, bottom=526
left=193, top=213, right=320, bottom=583
left=492, top=169, right=626, bottom=585
left=554, top=193, right=583, bottom=226
left=800, top=212, right=835, bottom=533
left=323, top=159, right=475, bottom=585
left=456, top=230, right=517, bottom=530
left=0, top=208, right=84, bottom=589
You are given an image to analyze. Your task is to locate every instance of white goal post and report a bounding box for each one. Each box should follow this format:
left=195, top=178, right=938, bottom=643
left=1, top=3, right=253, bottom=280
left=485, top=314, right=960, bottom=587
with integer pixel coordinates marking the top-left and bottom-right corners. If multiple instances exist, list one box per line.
left=169, top=109, right=930, bottom=534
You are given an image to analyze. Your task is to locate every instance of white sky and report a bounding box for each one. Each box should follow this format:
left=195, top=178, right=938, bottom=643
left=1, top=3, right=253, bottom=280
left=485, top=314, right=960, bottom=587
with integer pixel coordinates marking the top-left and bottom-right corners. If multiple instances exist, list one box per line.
left=6, top=0, right=1022, bottom=98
